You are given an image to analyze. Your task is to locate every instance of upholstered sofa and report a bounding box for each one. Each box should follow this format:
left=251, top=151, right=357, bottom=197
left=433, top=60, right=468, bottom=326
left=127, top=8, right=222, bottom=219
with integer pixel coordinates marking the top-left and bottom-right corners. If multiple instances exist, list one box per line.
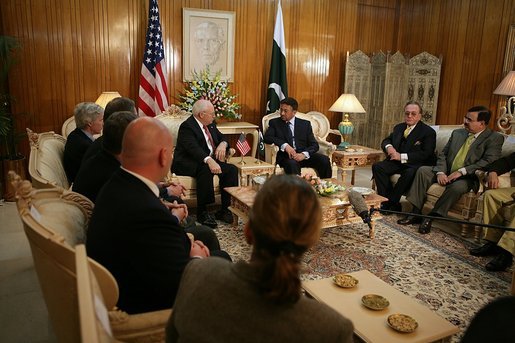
left=389, top=125, right=515, bottom=239
left=261, top=110, right=339, bottom=178
left=11, top=172, right=170, bottom=342
left=27, top=128, right=70, bottom=190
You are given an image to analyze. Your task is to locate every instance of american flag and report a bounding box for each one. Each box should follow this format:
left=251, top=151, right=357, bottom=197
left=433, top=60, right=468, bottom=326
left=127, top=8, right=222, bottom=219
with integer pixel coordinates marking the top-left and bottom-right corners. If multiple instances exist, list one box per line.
left=138, top=0, right=169, bottom=117
left=236, top=133, right=251, bottom=156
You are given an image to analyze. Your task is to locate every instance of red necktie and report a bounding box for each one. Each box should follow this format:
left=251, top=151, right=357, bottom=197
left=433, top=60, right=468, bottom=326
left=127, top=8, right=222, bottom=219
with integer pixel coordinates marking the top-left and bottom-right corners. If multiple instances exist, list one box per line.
left=203, top=125, right=215, bottom=151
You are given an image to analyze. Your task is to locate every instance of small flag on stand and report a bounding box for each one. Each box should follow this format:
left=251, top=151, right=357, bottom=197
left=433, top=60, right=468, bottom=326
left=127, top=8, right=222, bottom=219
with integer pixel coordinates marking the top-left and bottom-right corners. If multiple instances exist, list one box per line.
left=138, top=0, right=169, bottom=117
left=236, top=132, right=251, bottom=156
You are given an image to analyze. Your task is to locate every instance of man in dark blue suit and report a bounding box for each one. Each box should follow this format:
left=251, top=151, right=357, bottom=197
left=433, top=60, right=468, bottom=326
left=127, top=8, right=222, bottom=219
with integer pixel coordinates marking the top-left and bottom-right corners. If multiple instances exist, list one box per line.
left=372, top=101, right=436, bottom=212
left=264, top=97, right=331, bottom=178
left=172, top=99, right=238, bottom=228
left=87, top=117, right=229, bottom=314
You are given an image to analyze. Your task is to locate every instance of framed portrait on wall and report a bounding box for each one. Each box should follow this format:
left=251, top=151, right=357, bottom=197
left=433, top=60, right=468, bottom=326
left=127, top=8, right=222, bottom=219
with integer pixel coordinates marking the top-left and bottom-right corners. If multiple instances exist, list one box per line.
left=183, top=8, right=235, bottom=82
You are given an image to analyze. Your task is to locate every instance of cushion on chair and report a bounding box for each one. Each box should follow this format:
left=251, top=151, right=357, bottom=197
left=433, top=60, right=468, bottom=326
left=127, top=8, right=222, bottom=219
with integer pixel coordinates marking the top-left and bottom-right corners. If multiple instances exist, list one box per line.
left=36, top=200, right=88, bottom=246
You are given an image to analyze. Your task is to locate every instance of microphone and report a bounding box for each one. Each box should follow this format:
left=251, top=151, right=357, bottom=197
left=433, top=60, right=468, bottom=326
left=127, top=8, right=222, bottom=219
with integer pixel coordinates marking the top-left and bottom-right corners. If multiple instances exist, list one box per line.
left=372, top=208, right=515, bottom=232
left=348, top=190, right=373, bottom=230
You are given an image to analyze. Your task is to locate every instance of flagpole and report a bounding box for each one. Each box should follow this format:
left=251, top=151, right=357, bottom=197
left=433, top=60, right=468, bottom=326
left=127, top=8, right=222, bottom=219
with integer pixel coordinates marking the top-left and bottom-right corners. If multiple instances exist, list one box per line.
left=255, top=129, right=262, bottom=164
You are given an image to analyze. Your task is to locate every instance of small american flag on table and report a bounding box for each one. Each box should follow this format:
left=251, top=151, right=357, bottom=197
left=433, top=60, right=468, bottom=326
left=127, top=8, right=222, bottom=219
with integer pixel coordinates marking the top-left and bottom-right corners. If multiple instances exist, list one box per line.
left=236, top=133, right=251, bottom=156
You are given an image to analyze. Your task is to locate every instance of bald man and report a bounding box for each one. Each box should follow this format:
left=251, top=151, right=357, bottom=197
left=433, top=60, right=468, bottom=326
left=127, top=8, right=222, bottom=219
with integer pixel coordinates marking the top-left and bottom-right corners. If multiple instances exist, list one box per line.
left=86, top=117, right=229, bottom=314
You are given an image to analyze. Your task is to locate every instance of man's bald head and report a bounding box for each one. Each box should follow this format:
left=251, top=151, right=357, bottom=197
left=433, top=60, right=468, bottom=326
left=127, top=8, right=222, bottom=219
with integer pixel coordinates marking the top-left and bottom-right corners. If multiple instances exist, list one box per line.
left=121, top=117, right=173, bottom=181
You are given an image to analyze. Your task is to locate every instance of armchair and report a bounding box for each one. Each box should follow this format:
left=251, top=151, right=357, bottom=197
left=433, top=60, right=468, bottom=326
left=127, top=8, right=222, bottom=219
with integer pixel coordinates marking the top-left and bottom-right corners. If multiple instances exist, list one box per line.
left=261, top=110, right=339, bottom=178
left=27, top=128, right=69, bottom=190
left=11, top=172, right=171, bottom=343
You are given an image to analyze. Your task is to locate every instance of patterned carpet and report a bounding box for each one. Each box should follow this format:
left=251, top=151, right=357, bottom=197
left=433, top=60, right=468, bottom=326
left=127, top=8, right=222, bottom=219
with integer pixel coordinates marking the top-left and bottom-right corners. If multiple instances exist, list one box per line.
left=214, top=216, right=513, bottom=342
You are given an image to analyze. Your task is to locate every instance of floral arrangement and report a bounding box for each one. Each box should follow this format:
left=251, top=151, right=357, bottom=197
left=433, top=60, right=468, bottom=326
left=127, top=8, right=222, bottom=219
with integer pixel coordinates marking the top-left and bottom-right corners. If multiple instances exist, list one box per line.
left=179, top=66, right=241, bottom=120
left=300, top=174, right=345, bottom=196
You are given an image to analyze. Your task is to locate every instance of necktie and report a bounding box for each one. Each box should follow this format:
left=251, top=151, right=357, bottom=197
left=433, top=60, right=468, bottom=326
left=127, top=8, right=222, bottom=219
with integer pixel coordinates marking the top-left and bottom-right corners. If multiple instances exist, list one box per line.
left=451, top=134, right=474, bottom=173
left=403, top=126, right=411, bottom=139
left=287, top=121, right=296, bottom=149
left=203, top=125, right=215, bottom=152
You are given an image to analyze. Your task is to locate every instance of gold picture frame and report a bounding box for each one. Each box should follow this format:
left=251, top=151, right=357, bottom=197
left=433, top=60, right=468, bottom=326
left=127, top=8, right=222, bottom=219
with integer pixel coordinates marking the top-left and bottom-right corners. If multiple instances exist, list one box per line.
left=183, top=8, right=235, bottom=82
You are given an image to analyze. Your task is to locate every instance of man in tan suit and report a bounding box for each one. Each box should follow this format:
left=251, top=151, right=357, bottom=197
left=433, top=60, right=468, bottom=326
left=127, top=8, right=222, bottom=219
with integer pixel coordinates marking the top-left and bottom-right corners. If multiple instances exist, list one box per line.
left=470, top=152, right=515, bottom=271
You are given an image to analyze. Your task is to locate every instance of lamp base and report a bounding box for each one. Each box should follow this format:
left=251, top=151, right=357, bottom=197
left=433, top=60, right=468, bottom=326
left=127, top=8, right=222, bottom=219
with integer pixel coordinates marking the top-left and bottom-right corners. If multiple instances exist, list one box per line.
left=337, top=141, right=351, bottom=150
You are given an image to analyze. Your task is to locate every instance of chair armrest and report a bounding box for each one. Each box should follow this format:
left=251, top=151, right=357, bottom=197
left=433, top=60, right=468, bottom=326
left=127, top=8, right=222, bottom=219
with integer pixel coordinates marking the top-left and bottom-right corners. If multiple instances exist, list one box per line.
left=109, top=308, right=172, bottom=343
left=318, top=139, right=336, bottom=158
left=264, top=143, right=279, bottom=165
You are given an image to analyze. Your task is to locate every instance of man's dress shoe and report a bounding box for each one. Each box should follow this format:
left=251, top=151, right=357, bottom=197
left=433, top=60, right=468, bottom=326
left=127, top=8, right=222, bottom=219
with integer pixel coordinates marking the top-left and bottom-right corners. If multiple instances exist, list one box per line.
left=397, top=215, right=422, bottom=225
left=197, top=212, right=217, bottom=229
left=418, top=218, right=432, bottom=234
left=485, top=251, right=513, bottom=271
left=215, top=209, right=233, bottom=224
left=469, top=241, right=501, bottom=257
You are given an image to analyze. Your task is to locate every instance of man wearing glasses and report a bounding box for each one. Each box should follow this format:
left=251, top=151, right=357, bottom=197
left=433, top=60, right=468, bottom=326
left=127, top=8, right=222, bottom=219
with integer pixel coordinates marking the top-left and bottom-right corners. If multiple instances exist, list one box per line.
left=372, top=101, right=436, bottom=213
left=398, top=106, right=504, bottom=234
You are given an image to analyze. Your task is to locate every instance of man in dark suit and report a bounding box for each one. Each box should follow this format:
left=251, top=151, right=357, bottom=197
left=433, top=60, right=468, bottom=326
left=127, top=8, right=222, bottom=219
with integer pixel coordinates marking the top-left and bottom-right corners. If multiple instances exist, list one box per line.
left=86, top=117, right=229, bottom=314
left=398, top=106, right=504, bottom=234
left=263, top=97, right=331, bottom=178
left=63, top=102, right=104, bottom=183
left=372, top=101, right=436, bottom=212
left=73, top=111, right=136, bottom=202
left=469, top=151, right=515, bottom=271
left=82, top=96, right=137, bottom=161
left=172, top=99, right=238, bottom=228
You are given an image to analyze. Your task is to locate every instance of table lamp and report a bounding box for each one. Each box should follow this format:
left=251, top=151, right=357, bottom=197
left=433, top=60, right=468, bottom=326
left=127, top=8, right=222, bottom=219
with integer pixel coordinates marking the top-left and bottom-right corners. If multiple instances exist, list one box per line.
left=95, top=91, right=122, bottom=109
left=493, top=71, right=515, bottom=133
left=329, top=94, right=366, bottom=150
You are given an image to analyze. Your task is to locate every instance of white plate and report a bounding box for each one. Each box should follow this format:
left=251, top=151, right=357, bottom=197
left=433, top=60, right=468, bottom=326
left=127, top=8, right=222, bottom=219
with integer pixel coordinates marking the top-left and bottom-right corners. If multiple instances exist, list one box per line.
left=349, top=187, right=375, bottom=196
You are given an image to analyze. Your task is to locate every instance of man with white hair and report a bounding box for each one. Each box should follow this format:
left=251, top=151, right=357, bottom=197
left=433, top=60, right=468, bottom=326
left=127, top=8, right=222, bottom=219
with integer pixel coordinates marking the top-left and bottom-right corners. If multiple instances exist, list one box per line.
left=172, top=99, right=238, bottom=228
left=63, top=102, right=104, bottom=183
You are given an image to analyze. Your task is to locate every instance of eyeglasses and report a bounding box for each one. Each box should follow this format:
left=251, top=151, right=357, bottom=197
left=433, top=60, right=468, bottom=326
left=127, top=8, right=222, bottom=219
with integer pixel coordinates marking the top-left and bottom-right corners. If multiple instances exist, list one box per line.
left=464, top=115, right=480, bottom=123
left=404, top=111, right=419, bottom=117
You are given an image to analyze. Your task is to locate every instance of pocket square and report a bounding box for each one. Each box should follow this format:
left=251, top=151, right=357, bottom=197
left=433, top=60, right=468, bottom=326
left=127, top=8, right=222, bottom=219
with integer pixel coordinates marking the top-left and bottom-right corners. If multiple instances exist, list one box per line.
left=414, top=141, right=422, bottom=145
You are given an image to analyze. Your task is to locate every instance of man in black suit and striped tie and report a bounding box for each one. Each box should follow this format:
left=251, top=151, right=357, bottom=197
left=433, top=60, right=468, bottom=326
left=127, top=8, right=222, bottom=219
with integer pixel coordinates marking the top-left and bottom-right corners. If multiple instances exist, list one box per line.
left=372, top=101, right=436, bottom=213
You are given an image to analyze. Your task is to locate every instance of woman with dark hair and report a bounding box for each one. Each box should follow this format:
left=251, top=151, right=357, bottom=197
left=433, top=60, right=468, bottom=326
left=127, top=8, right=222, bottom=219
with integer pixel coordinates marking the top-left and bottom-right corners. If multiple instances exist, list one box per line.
left=166, top=174, right=353, bottom=343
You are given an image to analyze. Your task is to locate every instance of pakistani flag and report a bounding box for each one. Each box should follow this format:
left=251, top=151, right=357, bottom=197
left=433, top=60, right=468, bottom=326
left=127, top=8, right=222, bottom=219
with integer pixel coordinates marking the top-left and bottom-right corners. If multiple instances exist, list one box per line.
left=266, top=1, right=287, bottom=114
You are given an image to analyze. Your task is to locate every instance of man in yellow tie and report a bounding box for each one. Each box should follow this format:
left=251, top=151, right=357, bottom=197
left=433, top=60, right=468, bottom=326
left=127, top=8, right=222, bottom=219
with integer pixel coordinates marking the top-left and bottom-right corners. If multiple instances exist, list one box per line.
left=372, top=101, right=436, bottom=213
left=398, top=106, right=504, bottom=234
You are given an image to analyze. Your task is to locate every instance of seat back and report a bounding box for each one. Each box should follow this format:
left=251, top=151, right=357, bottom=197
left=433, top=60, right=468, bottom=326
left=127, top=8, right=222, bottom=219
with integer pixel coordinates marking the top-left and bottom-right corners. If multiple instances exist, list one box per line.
left=11, top=172, right=119, bottom=342
left=27, top=128, right=69, bottom=190
left=76, top=244, right=118, bottom=343
left=62, top=116, right=77, bottom=138
left=155, top=104, right=191, bottom=147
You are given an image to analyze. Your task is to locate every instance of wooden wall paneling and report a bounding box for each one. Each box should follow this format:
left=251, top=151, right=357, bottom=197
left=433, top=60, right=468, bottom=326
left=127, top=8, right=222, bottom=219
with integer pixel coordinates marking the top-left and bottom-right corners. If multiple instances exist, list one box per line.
left=1, top=0, right=515, bottom=159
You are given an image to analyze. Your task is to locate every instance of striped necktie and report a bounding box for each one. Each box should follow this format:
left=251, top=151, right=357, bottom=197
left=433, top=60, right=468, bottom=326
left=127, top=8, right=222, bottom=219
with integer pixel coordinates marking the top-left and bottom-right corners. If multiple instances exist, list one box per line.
left=451, top=134, right=474, bottom=173
left=403, top=126, right=411, bottom=138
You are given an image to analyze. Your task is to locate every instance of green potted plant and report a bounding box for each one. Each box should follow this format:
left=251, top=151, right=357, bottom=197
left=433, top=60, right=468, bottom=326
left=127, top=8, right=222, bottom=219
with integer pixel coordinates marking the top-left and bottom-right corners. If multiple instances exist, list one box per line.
left=0, top=35, right=29, bottom=201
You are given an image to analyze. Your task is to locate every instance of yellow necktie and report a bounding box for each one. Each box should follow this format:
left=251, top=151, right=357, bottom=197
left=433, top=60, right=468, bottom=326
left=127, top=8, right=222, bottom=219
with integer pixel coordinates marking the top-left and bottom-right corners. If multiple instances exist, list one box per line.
left=403, top=126, right=411, bottom=138
left=451, top=134, right=474, bottom=173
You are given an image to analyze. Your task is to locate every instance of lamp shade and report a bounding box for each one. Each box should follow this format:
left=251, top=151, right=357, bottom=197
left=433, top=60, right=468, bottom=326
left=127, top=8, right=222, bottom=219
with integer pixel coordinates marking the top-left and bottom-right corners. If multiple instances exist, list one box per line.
left=493, top=71, right=515, bottom=96
left=328, top=94, right=366, bottom=113
left=95, top=91, right=122, bottom=109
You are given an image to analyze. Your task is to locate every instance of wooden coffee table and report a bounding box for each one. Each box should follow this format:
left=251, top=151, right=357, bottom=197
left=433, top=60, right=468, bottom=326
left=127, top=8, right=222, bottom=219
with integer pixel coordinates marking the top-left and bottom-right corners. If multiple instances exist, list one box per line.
left=225, top=180, right=387, bottom=238
left=302, top=270, right=459, bottom=343
left=228, top=156, right=275, bottom=186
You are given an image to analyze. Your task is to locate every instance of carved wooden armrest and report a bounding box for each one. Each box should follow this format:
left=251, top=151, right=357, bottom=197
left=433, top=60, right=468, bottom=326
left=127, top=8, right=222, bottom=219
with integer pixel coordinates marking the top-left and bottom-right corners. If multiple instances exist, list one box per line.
left=109, top=308, right=172, bottom=343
